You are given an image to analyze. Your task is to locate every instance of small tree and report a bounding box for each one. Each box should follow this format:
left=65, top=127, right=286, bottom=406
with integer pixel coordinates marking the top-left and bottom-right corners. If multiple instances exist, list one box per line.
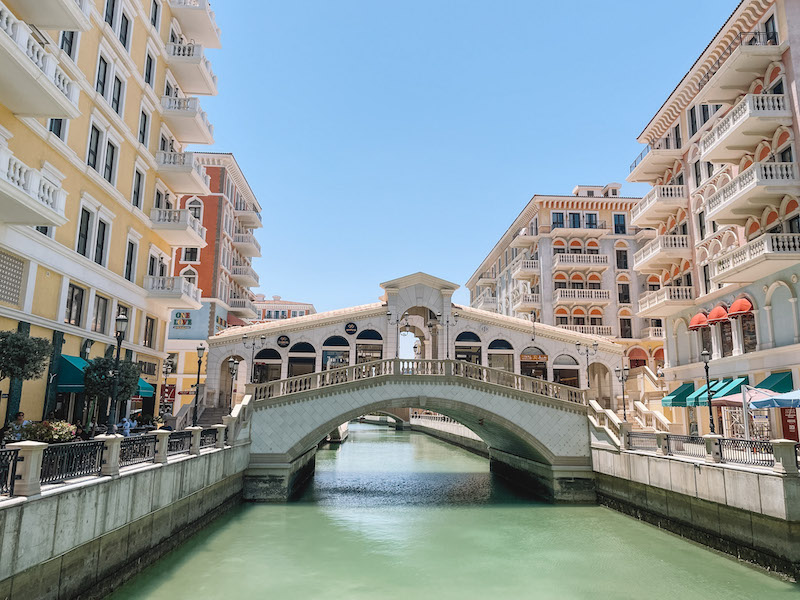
left=84, top=357, right=141, bottom=423
left=0, top=331, right=52, bottom=385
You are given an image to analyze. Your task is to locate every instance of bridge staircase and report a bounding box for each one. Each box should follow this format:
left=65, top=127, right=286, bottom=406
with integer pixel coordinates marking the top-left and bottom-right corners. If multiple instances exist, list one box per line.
left=197, top=407, right=228, bottom=427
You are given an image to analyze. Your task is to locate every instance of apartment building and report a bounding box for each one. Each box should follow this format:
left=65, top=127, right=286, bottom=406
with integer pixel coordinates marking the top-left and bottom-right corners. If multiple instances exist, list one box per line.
left=251, top=295, right=316, bottom=322
left=0, top=0, right=221, bottom=423
left=163, top=152, right=262, bottom=415
left=628, top=0, right=800, bottom=439
left=466, top=184, right=663, bottom=404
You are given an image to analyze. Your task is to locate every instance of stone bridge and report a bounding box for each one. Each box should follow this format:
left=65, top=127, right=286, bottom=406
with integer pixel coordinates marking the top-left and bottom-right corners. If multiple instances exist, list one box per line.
left=241, top=358, right=595, bottom=502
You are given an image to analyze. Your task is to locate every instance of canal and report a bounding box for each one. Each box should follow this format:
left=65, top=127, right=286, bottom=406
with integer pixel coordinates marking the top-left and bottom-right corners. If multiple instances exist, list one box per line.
left=110, top=423, right=795, bottom=599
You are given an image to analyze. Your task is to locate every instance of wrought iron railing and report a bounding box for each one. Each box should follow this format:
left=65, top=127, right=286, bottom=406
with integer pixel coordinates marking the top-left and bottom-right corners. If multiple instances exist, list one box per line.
left=119, top=435, right=157, bottom=467
left=167, top=431, right=193, bottom=455
left=40, top=440, right=104, bottom=484
left=698, top=31, right=779, bottom=90
left=719, top=438, right=774, bottom=467
left=627, top=432, right=658, bottom=451
left=0, top=448, right=18, bottom=496
left=200, top=428, right=217, bottom=448
left=665, top=434, right=706, bottom=459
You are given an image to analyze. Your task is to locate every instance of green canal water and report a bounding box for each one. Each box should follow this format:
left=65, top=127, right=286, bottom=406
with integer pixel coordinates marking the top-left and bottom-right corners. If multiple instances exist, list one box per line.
left=110, top=424, right=796, bottom=599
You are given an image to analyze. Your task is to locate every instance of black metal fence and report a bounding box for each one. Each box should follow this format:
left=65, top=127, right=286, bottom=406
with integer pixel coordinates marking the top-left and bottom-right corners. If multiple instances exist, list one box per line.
left=200, top=428, right=217, bottom=448
left=665, top=435, right=706, bottom=459
left=0, top=448, right=18, bottom=496
left=167, top=431, right=192, bottom=455
left=120, top=435, right=157, bottom=467
left=627, top=432, right=658, bottom=451
left=40, top=440, right=104, bottom=484
left=720, top=438, right=774, bottom=467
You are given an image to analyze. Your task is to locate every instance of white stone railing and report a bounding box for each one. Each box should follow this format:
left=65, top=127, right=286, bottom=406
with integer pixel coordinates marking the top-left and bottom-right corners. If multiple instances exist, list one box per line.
left=633, top=401, right=671, bottom=433
left=231, top=264, right=259, bottom=285
left=553, top=288, right=611, bottom=302
left=143, top=275, right=201, bottom=302
left=248, top=358, right=587, bottom=407
left=229, top=297, right=257, bottom=314
left=0, top=145, right=66, bottom=217
left=700, top=94, right=789, bottom=156
left=707, top=162, right=799, bottom=217
left=473, top=291, right=497, bottom=310
left=410, top=413, right=483, bottom=441
left=638, top=286, right=694, bottom=312
left=712, top=233, right=800, bottom=279
left=552, top=254, right=609, bottom=269
left=512, top=259, right=539, bottom=277
left=558, top=324, right=613, bottom=336
left=630, top=185, right=687, bottom=224
left=161, top=96, right=214, bottom=137
left=641, top=326, right=664, bottom=338
left=149, top=208, right=206, bottom=238
left=233, top=232, right=261, bottom=254
left=155, top=150, right=211, bottom=186
left=588, top=399, right=622, bottom=445
left=168, top=0, right=221, bottom=41
left=165, top=42, right=218, bottom=85
left=512, top=292, right=541, bottom=308
left=633, top=235, right=690, bottom=267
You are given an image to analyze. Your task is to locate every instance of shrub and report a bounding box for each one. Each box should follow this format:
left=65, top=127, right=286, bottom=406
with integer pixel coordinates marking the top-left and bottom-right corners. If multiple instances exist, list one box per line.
left=22, top=420, right=77, bottom=443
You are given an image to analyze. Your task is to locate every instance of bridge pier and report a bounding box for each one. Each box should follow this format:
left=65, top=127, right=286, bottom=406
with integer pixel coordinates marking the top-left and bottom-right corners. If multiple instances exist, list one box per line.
left=243, top=447, right=317, bottom=502
left=488, top=449, right=595, bottom=503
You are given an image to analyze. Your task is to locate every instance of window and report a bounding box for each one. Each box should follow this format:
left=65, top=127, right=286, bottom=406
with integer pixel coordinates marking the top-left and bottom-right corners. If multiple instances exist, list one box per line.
left=60, top=31, right=76, bottom=59
left=689, top=106, right=698, bottom=137
left=155, top=189, right=163, bottom=209
left=613, top=214, right=626, bottom=234
left=706, top=161, right=714, bottom=179
left=160, top=134, right=168, bottom=152
left=103, top=141, right=117, bottom=183
left=618, top=283, right=630, bottom=304
left=183, top=247, right=199, bottom=262
left=65, top=284, right=84, bottom=326
left=693, top=161, right=702, bottom=187
left=132, top=169, right=143, bottom=208
left=720, top=320, right=733, bottom=358
left=619, top=318, right=632, bottom=339
left=788, top=215, right=800, bottom=233
left=765, top=14, right=778, bottom=44
left=780, top=146, right=793, bottom=163
left=144, top=53, right=154, bottom=87
left=551, top=212, right=564, bottom=229
left=673, top=124, right=681, bottom=149
left=92, top=296, right=108, bottom=333
left=266, top=311, right=272, bottom=318
left=188, top=200, right=202, bottom=219
left=585, top=213, right=598, bottom=229
left=49, top=118, right=64, bottom=140
left=87, top=126, right=100, bottom=169
left=292, top=311, right=298, bottom=317
left=702, top=264, right=711, bottom=294
left=573, top=316, right=585, bottom=325
left=556, top=315, right=569, bottom=326
left=648, top=282, right=659, bottom=292
left=588, top=280, right=601, bottom=290
left=183, top=268, right=197, bottom=285
left=138, top=111, right=149, bottom=145
left=590, top=316, right=602, bottom=326
left=94, top=220, right=108, bottom=265
left=111, top=76, right=123, bottom=114
left=77, top=208, right=92, bottom=256
left=119, top=14, right=130, bottom=49
left=96, top=57, right=108, bottom=95
left=554, top=280, right=567, bottom=290
left=586, top=190, right=594, bottom=197
left=684, top=272, right=692, bottom=287
left=697, top=211, right=706, bottom=239
left=701, top=104, right=710, bottom=123
left=741, top=314, right=757, bottom=353
left=165, top=81, right=173, bottom=97
left=143, top=317, right=156, bottom=348
left=568, top=213, right=581, bottom=228
left=150, top=0, right=160, bottom=28
left=124, top=240, right=136, bottom=281
left=36, top=226, right=51, bottom=237
left=615, top=249, right=628, bottom=270
left=104, top=0, right=116, bottom=26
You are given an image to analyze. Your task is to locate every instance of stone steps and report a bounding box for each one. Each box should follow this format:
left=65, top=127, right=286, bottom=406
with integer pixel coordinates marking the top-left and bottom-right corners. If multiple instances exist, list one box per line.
left=197, top=408, right=228, bottom=427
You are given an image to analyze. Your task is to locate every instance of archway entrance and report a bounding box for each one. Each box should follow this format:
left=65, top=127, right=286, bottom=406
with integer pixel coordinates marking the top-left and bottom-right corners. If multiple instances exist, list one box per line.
left=487, top=339, right=514, bottom=372
left=356, top=330, right=383, bottom=363
left=254, top=348, right=281, bottom=383
left=520, top=346, right=547, bottom=379
left=455, top=331, right=481, bottom=364
left=219, top=354, right=246, bottom=408
left=628, top=347, right=648, bottom=369
left=552, top=354, right=579, bottom=387
left=588, top=362, right=612, bottom=408
left=288, top=343, right=316, bottom=377
left=322, top=336, right=350, bottom=370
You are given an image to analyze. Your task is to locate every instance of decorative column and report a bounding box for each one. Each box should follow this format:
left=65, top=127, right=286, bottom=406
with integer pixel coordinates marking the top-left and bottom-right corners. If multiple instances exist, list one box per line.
left=187, top=426, right=202, bottom=455
left=790, top=298, right=800, bottom=344
left=5, top=441, right=47, bottom=496
left=151, top=429, right=171, bottom=464
left=763, top=305, right=775, bottom=349
left=703, top=434, right=722, bottom=463
left=711, top=324, right=722, bottom=360
left=96, top=434, right=123, bottom=477
left=752, top=308, right=763, bottom=351
left=731, top=318, right=743, bottom=356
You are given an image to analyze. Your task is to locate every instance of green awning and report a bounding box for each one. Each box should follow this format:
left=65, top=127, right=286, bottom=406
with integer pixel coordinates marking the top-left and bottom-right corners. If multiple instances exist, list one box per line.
left=687, top=379, right=730, bottom=406
left=136, top=378, right=155, bottom=397
left=56, top=355, right=89, bottom=393
left=755, top=371, right=794, bottom=394
left=713, top=377, right=749, bottom=399
left=661, top=382, right=695, bottom=407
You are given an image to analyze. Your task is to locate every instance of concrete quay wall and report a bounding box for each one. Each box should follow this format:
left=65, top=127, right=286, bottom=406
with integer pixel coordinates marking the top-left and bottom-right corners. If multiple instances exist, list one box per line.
left=0, top=443, right=250, bottom=600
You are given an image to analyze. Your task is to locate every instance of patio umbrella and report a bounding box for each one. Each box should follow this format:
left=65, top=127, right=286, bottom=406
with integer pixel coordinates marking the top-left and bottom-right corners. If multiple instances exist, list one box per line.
left=750, top=389, right=800, bottom=409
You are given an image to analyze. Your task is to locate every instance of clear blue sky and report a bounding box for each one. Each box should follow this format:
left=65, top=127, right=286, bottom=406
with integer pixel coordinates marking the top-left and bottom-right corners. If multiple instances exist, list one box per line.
left=199, top=0, right=739, bottom=311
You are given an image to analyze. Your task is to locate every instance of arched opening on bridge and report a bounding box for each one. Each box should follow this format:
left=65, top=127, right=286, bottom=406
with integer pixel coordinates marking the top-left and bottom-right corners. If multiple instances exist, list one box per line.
left=455, top=331, right=481, bottom=364
left=254, top=349, right=281, bottom=383
left=322, top=336, right=350, bottom=370
left=356, top=330, right=383, bottom=363
left=219, top=354, right=246, bottom=409
left=520, top=346, right=547, bottom=379
left=487, top=339, right=514, bottom=372
left=552, top=354, right=579, bottom=388
left=288, top=343, right=316, bottom=377
left=588, top=362, right=612, bottom=408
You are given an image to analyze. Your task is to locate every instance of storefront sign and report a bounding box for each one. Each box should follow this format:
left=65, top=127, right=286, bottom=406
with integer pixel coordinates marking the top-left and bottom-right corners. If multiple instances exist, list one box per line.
left=277, top=335, right=290, bottom=348
left=520, top=354, right=548, bottom=362
left=345, top=322, right=358, bottom=335
left=178, top=390, right=196, bottom=395
left=781, top=408, right=799, bottom=442
left=173, top=311, right=192, bottom=329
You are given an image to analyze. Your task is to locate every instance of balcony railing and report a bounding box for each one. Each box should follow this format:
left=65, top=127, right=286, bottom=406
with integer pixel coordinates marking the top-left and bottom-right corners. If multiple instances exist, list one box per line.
left=161, top=96, right=214, bottom=144
left=512, top=292, right=541, bottom=310
left=473, top=292, right=498, bottom=311
left=155, top=151, right=211, bottom=194
left=637, top=286, right=694, bottom=314
left=0, top=145, right=67, bottom=226
left=699, top=94, right=789, bottom=158
left=633, top=235, right=690, bottom=270
left=553, top=288, right=611, bottom=303
left=150, top=207, right=206, bottom=239
left=641, top=326, right=664, bottom=339
left=712, top=233, right=800, bottom=283
left=232, top=232, right=261, bottom=256
left=511, top=259, right=539, bottom=279
left=165, top=42, right=218, bottom=95
left=143, top=275, right=201, bottom=305
left=552, top=254, right=609, bottom=269
left=706, top=162, right=799, bottom=221
left=3, top=0, right=91, bottom=30
left=558, top=324, right=613, bottom=336
left=231, top=264, right=260, bottom=286
left=552, top=219, right=607, bottom=231
left=698, top=31, right=778, bottom=90
left=168, top=0, right=221, bottom=48
left=630, top=185, right=687, bottom=226
left=629, top=136, right=681, bottom=173
left=229, top=297, right=257, bottom=315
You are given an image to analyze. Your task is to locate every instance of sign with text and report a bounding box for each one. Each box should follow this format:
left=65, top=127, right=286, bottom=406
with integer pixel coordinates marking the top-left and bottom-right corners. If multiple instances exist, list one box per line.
left=277, top=335, right=290, bottom=348
left=520, top=354, right=548, bottom=362
left=173, top=312, right=192, bottom=330
left=345, top=322, right=358, bottom=335
left=781, top=408, right=799, bottom=441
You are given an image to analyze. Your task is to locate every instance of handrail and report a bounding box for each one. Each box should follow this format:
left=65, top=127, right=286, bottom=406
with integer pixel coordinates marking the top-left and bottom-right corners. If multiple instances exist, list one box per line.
left=633, top=401, right=671, bottom=433
left=588, top=399, right=621, bottom=446
left=698, top=31, right=779, bottom=90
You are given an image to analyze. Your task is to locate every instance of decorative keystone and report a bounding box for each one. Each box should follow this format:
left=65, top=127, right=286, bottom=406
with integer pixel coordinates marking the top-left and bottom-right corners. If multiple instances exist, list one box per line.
left=213, top=424, right=227, bottom=449
left=96, top=434, right=123, bottom=477
left=703, top=434, right=723, bottom=463
left=6, top=441, right=47, bottom=497
left=771, top=439, right=799, bottom=475
left=151, top=429, right=172, bottom=464
left=186, top=426, right=203, bottom=455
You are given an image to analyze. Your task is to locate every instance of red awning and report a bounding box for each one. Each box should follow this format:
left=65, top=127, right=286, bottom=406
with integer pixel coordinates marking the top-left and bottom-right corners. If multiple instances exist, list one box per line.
left=729, top=298, right=753, bottom=318
left=689, top=312, right=709, bottom=330
left=707, top=305, right=729, bottom=324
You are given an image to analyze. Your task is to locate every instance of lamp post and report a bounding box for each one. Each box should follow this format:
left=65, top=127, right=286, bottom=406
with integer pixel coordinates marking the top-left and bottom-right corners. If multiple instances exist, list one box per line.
left=227, top=357, right=240, bottom=409
left=108, top=311, right=129, bottom=432
left=192, top=345, right=205, bottom=427
left=575, top=340, right=598, bottom=388
left=700, top=349, right=716, bottom=434
left=436, top=311, right=459, bottom=359
left=387, top=311, right=410, bottom=358
left=161, top=359, right=172, bottom=417
left=614, top=364, right=630, bottom=422
left=242, top=334, right=266, bottom=383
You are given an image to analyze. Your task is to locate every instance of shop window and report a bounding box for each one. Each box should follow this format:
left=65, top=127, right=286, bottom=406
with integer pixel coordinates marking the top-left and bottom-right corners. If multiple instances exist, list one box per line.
left=720, top=320, right=733, bottom=357
left=619, top=318, right=632, bottom=339
left=741, top=314, right=757, bottom=353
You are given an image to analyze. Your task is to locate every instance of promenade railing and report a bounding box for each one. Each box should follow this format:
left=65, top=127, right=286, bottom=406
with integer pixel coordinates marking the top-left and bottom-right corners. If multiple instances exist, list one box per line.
left=0, top=448, right=18, bottom=496
left=40, top=440, right=104, bottom=484
left=167, top=431, right=193, bottom=455
left=119, top=435, right=157, bottom=467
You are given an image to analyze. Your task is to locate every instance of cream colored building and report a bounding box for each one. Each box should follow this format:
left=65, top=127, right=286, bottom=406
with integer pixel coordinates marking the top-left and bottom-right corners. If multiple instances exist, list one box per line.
left=0, top=0, right=221, bottom=423
left=250, top=295, right=316, bottom=322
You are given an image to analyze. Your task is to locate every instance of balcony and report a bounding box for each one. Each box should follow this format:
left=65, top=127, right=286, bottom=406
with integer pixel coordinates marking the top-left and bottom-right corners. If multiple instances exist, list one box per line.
left=472, top=292, right=497, bottom=312
left=0, top=146, right=67, bottom=227
left=551, top=253, right=609, bottom=272
left=553, top=288, right=611, bottom=305
left=641, top=326, right=665, bottom=339
left=149, top=208, right=207, bottom=248
left=628, top=137, right=683, bottom=184
left=234, top=202, right=262, bottom=228
left=168, top=0, right=221, bottom=49
left=4, top=0, right=91, bottom=30
left=558, top=324, right=613, bottom=337
left=630, top=185, right=688, bottom=228
left=229, top=297, right=257, bottom=319
left=161, top=96, right=214, bottom=145
left=512, top=292, right=541, bottom=312
left=509, top=230, right=537, bottom=248
left=231, top=264, right=259, bottom=287
left=232, top=232, right=261, bottom=257
left=155, top=151, right=211, bottom=195
left=711, top=233, right=800, bottom=284
left=165, top=42, right=218, bottom=96
left=0, top=2, right=80, bottom=118
left=550, top=220, right=608, bottom=237
left=143, top=276, right=201, bottom=309
left=696, top=32, right=787, bottom=105
left=706, top=162, right=800, bottom=226
left=637, top=287, right=695, bottom=318
left=633, top=235, right=691, bottom=272
left=476, top=270, right=497, bottom=287
left=511, top=259, right=539, bottom=280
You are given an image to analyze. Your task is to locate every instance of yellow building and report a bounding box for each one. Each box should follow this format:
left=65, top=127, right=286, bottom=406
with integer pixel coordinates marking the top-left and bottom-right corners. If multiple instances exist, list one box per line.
left=0, top=0, right=221, bottom=424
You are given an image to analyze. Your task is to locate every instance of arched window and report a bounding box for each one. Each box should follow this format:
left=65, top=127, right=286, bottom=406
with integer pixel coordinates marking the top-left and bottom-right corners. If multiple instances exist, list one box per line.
left=289, top=342, right=315, bottom=353
left=187, top=198, right=203, bottom=221
left=356, top=329, right=383, bottom=340
left=182, top=268, right=197, bottom=286
left=455, top=332, right=481, bottom=343
left=488, top=339, right=513, bottom=350
left=323, top=336, right=349, bottom=347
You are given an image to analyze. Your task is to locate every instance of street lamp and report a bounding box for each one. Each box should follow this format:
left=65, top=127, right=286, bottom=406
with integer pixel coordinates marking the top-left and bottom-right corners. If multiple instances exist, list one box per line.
left=242, top=334, right=266, bottom=383
left=227, top=357, right=240, bottom=409
left=161, top=359, right=172, bottom=416
left=387, top=311, right=410, bottom=358
left=108, top=311, right=129, bottom=432
left=575, top=340, right=599, bottom=387
left=436, top=311, right=459, bottom=359
left=614, top=364, right=630, bottom=422
left=192, top=345, right=205, bottom=427
left=700, top=349, right=716, bottom=434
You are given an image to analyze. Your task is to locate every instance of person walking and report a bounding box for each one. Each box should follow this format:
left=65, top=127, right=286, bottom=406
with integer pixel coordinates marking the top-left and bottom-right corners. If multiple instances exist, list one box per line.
left=117, top=417, right=137, bottom=437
